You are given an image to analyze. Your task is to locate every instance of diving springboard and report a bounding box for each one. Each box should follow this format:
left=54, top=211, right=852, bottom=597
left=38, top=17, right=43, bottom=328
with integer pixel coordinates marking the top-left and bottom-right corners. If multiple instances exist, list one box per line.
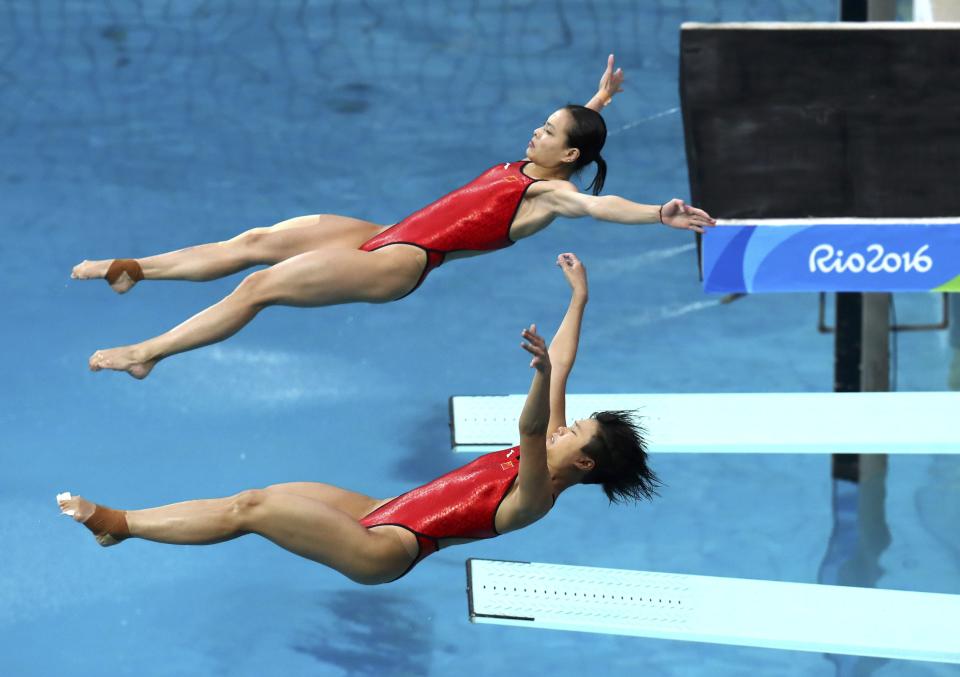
left=450, top=392, right=960, bottom=454
left=467, top=559, right=960, bottom=664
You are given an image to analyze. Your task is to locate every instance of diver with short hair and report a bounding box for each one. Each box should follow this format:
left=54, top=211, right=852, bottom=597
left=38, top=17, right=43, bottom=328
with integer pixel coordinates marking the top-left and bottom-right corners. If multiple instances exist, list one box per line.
left=59, top=253, right=660, bottom=584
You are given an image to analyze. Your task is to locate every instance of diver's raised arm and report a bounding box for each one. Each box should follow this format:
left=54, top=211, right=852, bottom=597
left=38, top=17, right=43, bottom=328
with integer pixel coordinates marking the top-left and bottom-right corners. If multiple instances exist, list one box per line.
left=516, top=324, right=554, bottom=514
left=547, top=253, right=588, bottom=434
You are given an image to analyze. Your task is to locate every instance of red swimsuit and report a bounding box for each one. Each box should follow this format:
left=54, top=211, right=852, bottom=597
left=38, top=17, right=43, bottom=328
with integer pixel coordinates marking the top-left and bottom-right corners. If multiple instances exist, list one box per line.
left=359, top=161, right=541, bottom=295
left=360, top=446, right=521, bottom=580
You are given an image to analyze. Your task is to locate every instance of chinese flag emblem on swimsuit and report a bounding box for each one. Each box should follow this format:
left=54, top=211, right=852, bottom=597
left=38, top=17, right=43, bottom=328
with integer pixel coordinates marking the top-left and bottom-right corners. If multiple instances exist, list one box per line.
left=500, top=461, right=515, bottom=470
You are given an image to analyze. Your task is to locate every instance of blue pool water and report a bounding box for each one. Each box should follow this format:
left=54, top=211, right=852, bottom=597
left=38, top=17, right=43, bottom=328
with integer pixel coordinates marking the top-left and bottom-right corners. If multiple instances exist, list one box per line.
left=3, top=1, right=958, bottom=675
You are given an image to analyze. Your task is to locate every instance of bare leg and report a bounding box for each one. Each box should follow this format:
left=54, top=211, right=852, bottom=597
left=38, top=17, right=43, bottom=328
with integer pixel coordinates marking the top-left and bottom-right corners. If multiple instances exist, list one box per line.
left=265, top=482, right=385, bottom=518
left=71, top=214, right=385, bottom=293
left=57, top=490, right=415, bottom=584
left=88, top=244, right=425, bottom=379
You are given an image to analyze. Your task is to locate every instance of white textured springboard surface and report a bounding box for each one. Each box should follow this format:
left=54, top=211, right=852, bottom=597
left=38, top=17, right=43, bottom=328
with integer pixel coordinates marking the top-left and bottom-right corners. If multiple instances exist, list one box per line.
left=450, top=392, right=960, bottom=453
left=467, top=559, right=960, bottom=663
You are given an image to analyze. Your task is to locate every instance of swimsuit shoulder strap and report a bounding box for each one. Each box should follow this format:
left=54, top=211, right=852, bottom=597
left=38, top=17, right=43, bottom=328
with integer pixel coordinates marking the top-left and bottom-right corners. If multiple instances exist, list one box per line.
left=514, top=160, right=542, bottom=183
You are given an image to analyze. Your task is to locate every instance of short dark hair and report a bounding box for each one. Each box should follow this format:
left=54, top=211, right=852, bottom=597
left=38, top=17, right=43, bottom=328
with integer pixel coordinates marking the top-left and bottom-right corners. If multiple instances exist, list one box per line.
left=580, top=410, right=660, bottom=503
left=561, top=104, right=607, bottom=195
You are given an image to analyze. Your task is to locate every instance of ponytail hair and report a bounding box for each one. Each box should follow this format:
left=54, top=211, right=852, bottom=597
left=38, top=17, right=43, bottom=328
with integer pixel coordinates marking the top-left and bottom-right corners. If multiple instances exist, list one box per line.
left=562, top=104, right=608, bottom=195
left=586, top=154, right=606, bottom=196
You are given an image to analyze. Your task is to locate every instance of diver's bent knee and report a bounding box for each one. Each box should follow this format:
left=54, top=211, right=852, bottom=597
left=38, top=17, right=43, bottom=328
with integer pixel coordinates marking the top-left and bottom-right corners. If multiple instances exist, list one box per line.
left=228, top=489, right=268, bottom=528
left=230, top=227, right=270, bottom=249
left=234, top=269, right=275, bottom=304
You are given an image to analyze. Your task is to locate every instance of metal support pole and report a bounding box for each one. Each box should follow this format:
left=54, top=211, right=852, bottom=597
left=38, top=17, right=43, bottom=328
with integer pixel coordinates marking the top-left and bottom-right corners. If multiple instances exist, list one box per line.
left=857, top=293, right=891, bottom=572
left=833, top=292, right=863, bottom=482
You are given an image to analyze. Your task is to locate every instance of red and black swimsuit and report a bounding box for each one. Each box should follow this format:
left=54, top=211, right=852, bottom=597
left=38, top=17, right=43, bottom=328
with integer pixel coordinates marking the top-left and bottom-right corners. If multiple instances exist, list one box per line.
left=360, top=446, right=521, bottom=580
left=359, top=161, right=541, bottom=296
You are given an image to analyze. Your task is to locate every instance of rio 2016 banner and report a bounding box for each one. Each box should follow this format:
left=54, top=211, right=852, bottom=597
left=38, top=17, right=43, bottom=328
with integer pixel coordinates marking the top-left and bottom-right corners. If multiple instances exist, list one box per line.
left=702, top=219, right=960, bottom=293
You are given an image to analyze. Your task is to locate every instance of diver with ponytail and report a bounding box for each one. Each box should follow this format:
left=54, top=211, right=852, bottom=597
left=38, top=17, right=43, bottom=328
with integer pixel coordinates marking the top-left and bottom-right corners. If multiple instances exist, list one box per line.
left=78, top=54, right=714, bottom=380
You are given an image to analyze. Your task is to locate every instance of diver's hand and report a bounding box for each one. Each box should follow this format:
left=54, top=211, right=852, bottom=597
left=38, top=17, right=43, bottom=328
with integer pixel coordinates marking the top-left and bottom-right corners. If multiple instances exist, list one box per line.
left=556, top=253, right=588, bottom=299
left=521, top=324, right=551, bottom=374
left=596, top=54, right=624, bottom=106
left=660, top=199, right=717, bottom=234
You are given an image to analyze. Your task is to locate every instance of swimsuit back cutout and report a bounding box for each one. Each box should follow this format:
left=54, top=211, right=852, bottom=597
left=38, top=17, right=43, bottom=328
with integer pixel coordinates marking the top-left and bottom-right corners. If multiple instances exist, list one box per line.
left=359, top=161, right=540, bottom=294
left=360, top=446, right=521, bottom=578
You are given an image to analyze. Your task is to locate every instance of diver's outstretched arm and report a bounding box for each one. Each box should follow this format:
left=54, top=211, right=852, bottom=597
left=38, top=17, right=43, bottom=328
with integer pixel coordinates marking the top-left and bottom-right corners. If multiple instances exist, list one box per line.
left=585, top=54, right=624, bottom=112
left=543, top=186, right=717, bottom=234
left=547, top=253, right=588, bottom=434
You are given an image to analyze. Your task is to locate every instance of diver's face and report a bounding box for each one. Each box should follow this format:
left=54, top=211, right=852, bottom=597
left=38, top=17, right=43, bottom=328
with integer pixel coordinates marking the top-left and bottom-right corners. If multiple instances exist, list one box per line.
left=525, top=109, right=579, bottom=167
left=546, top=418, right=600, bottom=471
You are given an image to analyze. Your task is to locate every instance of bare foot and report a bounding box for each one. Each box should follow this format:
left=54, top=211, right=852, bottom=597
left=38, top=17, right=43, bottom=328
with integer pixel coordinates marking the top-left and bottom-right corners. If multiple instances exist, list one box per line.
left=57, top=492, right=124, bottom=547
left=89, top=345, right=157, bottom=379
left=71, top=259, right=139, bottom=294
